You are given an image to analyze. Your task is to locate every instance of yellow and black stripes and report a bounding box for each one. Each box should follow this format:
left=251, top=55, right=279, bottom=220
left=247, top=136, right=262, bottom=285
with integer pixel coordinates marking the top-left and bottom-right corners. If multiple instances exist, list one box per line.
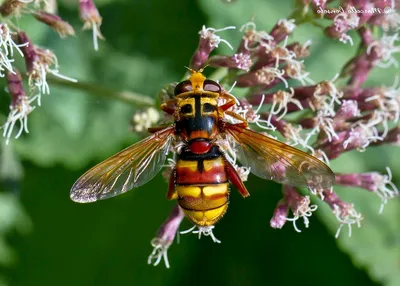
left=167, top=72, right=249, bottom=226
left=169, top=146, right=230, bottom=226
left=177, top=183, right=229, bottom=226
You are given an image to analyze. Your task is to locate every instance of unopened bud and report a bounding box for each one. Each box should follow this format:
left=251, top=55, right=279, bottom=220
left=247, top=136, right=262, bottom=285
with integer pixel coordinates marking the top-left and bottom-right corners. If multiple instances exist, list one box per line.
left=79, top=0, right=104, bottom=51
left=34, top=11, right=75, bottom=38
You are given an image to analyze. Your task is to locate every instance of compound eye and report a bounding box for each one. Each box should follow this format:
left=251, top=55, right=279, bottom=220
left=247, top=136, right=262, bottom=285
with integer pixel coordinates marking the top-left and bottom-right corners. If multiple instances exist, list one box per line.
left=203, top=80, right=221, bottom=93
left=174, top=80, right=192, bottom=95
left=180, top=104, right=193, bottom=114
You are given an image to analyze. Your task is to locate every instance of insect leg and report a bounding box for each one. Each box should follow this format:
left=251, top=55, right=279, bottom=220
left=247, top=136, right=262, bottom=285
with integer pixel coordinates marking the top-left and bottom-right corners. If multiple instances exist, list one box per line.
left=224, top=158, right=250, bottom=198
left=219, top=92, right=237, bottom=111
left=166, top=168, right=178, bottom=200
left=219, top=100, right=236, bottom=111
left=148, top=125, right=173, bottom=133
left=161, top=99, right=177, bottom=115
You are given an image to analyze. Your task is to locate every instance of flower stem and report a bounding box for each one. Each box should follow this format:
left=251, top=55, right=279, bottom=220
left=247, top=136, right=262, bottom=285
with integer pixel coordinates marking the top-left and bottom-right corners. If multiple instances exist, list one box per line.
left=48, top=76, right=155, bottom=107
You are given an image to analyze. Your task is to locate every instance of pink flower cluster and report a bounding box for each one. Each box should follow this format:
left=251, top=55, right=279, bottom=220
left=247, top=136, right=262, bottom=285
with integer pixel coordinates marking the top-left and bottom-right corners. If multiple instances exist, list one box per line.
left=1, top=0, right=103, bottom=144
left=148, top=0, right=399, bottom=268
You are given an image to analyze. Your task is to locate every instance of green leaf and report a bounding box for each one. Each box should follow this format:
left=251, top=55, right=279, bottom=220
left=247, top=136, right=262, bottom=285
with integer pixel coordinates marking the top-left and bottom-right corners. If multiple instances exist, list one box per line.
left=316, top=147, right=400, bottom=286
left=0, top=192, right=32, bottom=266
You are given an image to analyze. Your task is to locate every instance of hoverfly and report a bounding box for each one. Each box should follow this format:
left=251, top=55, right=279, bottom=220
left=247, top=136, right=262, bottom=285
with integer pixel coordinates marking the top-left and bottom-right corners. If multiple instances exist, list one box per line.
left=71, top=69, right=335, bottom=227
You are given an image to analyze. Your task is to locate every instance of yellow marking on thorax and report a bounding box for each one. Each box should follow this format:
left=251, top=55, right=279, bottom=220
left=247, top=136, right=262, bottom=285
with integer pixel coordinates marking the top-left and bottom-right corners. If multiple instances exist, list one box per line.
left=177, top=98, right=195, bottom=116
left=203, top=157, right=224, bottom=172
left=203, top=183, right=229, bottom=197
left=176, top=160, right=198, bottom=171
left=200, top=97, right=217, bottom=105
left=200, top=97, right=218, bottom=116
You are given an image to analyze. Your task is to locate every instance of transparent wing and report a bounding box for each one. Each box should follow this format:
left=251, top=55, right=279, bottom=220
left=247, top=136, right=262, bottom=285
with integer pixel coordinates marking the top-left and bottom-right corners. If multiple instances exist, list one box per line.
left=71, top=126, right=175, bottom=203
left=224, top=123, right=335, bottom=189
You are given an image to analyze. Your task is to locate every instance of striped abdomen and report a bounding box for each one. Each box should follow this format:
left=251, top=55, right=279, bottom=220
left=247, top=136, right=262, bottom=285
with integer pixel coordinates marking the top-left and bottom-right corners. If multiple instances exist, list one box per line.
left=175, top=146, right=229, bottom=226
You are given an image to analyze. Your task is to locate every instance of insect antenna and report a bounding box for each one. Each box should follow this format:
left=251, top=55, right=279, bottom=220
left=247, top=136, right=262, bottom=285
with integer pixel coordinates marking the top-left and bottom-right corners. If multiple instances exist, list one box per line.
left=184, top=65, right=209, bottom=74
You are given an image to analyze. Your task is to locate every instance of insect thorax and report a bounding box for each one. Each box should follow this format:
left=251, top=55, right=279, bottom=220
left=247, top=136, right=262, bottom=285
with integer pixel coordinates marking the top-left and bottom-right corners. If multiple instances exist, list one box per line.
left=175, top=95, right=219, bottom=140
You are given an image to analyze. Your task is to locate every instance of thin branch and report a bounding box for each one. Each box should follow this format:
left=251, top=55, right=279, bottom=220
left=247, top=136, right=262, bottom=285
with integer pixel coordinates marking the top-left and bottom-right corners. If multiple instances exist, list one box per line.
left=48, top=76, right=155, bottom=107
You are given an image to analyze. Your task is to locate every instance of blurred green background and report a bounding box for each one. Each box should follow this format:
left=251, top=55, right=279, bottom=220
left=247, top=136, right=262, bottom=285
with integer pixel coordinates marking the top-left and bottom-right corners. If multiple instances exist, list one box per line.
left=0, top=0, right=399, bottom=285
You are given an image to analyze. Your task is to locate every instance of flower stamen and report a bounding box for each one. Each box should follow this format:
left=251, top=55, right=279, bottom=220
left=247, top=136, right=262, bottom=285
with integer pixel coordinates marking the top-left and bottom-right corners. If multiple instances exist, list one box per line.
left=180, top=225, right=221, bottom=243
